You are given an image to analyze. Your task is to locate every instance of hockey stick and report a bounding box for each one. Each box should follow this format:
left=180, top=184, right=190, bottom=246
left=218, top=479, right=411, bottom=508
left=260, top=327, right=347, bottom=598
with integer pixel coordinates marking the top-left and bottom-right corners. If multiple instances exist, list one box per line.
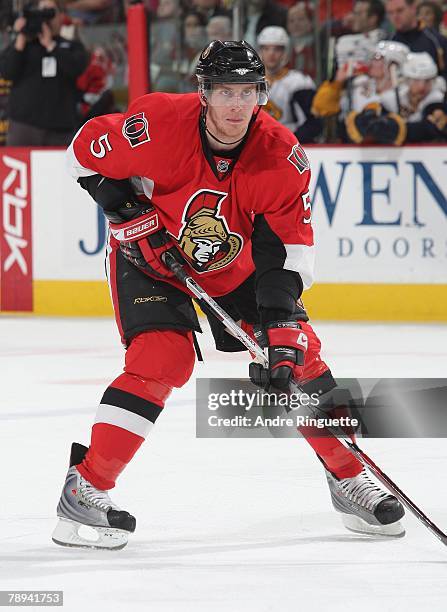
left=162, top=251, right=447, bottom=547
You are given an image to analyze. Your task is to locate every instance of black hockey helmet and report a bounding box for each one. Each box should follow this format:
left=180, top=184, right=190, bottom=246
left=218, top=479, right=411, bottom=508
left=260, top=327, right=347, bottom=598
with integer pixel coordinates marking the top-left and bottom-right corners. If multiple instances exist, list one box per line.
left=196, top=40, right=269, bottom=105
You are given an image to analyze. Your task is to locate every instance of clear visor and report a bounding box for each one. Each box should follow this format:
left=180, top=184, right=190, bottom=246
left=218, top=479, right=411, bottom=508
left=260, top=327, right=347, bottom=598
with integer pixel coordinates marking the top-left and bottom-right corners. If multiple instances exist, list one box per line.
left=198, top=81, right=269, bottom=107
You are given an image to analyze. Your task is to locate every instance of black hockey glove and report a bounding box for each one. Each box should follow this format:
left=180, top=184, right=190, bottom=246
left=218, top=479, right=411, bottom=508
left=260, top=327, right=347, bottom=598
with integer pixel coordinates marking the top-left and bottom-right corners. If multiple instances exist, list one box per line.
left=78, top=175, right=137, bottom=220
left=345, top=107, right=378, bottom=143
left=366, top=113, right=407, bottom=145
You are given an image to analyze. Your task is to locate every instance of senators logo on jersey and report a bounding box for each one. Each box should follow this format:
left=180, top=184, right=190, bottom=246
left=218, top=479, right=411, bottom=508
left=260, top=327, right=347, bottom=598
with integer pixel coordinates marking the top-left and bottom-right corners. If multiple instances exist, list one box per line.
left=287, top=143, right=310, bottom=174
left=177, top=189, right=243, bottom=273
left=122, top=112, right=150, bottom=148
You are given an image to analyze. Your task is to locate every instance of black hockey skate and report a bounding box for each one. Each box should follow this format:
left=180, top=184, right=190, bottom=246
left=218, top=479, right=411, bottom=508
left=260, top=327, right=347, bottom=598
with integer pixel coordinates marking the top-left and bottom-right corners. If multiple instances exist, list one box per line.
left=52, top=443, right=136, bottom=550
left=325, top=467, right=405, bottom=537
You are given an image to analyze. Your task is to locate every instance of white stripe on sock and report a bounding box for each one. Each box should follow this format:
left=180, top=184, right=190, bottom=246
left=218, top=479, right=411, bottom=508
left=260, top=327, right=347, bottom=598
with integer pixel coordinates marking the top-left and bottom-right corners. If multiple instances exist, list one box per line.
left=95, top=404, right=154, bottom=438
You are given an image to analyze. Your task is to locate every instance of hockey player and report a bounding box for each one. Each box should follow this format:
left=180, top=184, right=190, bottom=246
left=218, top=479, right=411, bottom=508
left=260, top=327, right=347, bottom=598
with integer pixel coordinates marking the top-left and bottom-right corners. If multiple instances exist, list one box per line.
left=346, top=51, right=447, bottom=143
left=53, top=40, right=405, bottom=550
left=312, top=40, right=408, bottom=124
left=344, top=40, right=410, bottom=143
left=347, top=40, right=410, bottom=112
left=256, top=26, right=321, bottom=142
left=380, top=51, right=447, bottom=139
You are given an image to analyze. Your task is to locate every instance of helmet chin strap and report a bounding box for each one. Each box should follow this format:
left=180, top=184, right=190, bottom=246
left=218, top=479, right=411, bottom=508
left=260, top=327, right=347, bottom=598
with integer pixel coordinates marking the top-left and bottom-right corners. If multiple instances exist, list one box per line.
left=205, top=127, right=245, bottom=146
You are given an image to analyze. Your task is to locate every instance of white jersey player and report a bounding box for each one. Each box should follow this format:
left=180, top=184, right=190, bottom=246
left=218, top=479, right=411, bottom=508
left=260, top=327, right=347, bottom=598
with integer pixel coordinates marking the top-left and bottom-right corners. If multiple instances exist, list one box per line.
left=257, top=26, right=321, bottom=143
left=346, top=50, right=447, bottom=144
left=340, top=40, right=410, bottom=115
left=380, top=51, right=446, bottom=121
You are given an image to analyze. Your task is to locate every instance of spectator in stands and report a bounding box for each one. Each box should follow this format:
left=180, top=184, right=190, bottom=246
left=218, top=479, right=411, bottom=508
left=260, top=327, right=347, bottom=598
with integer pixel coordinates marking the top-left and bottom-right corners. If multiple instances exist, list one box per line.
left=76, top=45, right=116, bottom=125
left=65, top=0, right=119, bottom=24
left=191, top=0, right=231, bottom=22
left=242, top=0, right=287, bottom=47
left=0, top=0, right=88, bottom=146
left=151, top=0, right=182, bottom=91
left=315, top=5, right=387, bottom=122
left=323, top=0, right=386, bottom=89
left=336, top=0, right=387, bottom=65
left=386, top=0, right=447, bottom=77
left=257, top=26, right=321, bottom=142
left=351, top=0, right=385, bottom=35
left=206, top=15, right=232, bottom=41
left=346, top=51, right=447, bottom=143
left=176, top=10, right=207, bottom=92
left=417, top=1, right=444, bottom=32
left=183, top=10, right=207, bottom=53
left=286, top=2, right=316, bottom=79
left=156, top=0, right=181, bottom=18
left=180, top=14, right=232, bottom=90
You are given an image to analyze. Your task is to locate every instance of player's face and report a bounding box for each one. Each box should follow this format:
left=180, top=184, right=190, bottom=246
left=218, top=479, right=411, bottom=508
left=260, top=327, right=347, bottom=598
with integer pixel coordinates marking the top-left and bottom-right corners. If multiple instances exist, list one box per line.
left=259, top=45, right=286, bottom=73
left=369, top=57, right=386, bottom=79
left=205, top=83, right=258, bottom=142
left=409, top=78, right=433, bottom=101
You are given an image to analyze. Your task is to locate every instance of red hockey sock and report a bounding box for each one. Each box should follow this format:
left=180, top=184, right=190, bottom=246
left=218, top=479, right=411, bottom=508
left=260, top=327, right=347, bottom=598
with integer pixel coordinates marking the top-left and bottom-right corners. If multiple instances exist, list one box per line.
left=77, top=423, right=144, bottom=490
left=76, top=330, right=195, bottom=491
left=299, top=425, right=363, bottom=479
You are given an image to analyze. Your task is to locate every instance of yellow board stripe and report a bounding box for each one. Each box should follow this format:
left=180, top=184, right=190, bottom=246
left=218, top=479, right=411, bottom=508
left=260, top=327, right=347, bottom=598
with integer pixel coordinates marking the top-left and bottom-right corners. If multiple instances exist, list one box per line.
left=0, top=280, right=445, bottom=321
left=33, top=280, right=113, bottom=316
left=304, top=283, right=447, bottom=322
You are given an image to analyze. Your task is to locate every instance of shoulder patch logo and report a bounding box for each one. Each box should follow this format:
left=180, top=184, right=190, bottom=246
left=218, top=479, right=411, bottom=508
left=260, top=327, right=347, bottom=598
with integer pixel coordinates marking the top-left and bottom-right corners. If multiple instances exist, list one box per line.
left=287, top=143, right=310, bottom=174
left=122, top=112, right=150, bottom=148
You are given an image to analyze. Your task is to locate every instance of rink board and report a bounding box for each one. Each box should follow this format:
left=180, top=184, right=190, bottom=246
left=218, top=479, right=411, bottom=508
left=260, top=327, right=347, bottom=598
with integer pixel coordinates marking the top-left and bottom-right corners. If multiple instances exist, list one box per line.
left=1, top=146, right=446, bottom=320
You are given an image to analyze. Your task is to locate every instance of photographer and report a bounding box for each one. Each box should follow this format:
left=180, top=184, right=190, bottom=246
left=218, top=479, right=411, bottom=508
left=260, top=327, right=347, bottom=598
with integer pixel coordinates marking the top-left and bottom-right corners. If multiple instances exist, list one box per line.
left=0, top=0, right=88, bottom=146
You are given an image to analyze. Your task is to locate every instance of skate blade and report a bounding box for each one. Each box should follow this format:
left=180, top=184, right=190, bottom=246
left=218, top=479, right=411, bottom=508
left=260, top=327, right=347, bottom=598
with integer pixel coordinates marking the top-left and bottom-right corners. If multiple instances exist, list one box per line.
left=52, top=518, right=129, bottom=550
left=341, top=514, right=406, bottom=538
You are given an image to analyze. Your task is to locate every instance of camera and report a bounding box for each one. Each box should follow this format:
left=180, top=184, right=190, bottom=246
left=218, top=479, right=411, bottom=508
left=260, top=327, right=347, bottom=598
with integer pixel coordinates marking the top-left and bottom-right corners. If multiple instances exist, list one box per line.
left=22, top=5, right=56, bottom=37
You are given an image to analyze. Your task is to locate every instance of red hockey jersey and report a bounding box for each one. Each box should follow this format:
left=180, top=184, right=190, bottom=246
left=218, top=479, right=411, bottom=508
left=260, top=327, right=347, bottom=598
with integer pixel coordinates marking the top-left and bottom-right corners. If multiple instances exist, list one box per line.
left=67, top=92, right=314, bottom=299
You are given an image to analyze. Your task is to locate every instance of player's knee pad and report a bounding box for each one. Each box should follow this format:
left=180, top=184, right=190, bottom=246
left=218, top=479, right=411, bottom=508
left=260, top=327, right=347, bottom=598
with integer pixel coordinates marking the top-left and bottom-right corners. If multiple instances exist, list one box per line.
left=116, top=330, right=195, bottom=405
left=126, top=329, right=195, bottom=387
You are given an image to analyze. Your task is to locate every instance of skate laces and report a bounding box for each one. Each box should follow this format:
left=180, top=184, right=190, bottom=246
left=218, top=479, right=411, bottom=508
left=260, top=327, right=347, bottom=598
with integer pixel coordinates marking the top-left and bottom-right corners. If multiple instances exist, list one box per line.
left=78, top=476, right=119, bottom=512
left=339, top=469, right=390, bottom=511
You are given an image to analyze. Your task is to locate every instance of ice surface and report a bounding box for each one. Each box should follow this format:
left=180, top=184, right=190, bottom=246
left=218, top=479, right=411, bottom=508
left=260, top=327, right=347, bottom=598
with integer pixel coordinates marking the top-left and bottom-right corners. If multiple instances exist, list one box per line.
left=1, top=317, right=447, bottom=612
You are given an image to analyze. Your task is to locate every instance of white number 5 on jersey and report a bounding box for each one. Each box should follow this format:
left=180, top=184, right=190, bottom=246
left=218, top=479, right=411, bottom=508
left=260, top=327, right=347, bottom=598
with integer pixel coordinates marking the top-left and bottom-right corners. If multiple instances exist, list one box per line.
left=302, top=191, right=312, bottom=224
left=90, top=133, right=112, bottom=158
